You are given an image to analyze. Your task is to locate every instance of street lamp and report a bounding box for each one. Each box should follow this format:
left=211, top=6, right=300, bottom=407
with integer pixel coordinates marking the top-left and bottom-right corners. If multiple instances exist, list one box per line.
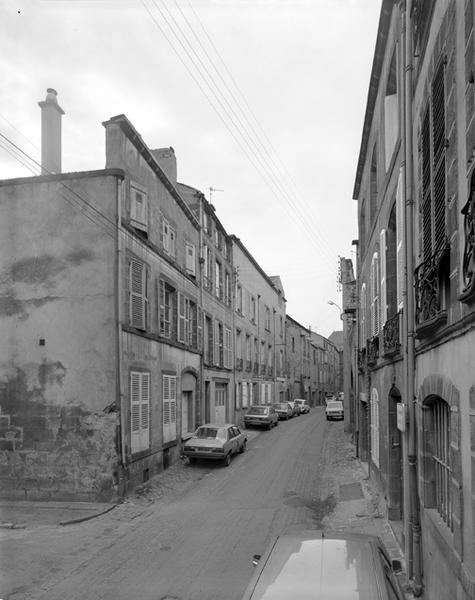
left=328, top=300, right=342, bottom=319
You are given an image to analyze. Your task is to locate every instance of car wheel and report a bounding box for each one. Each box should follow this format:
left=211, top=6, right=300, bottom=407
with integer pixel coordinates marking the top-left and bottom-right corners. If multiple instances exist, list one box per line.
left=223, top=453, right=231, bottom=467
left=188, top=457, right=196, bottom=464
left=266, top=423, right=272, bottom=430
left=240, top=440, right=247, bottom=453
left=275, top=420, right=278, bottom=426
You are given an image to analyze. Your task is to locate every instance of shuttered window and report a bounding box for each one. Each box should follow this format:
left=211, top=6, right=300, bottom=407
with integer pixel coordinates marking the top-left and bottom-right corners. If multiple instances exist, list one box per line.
left=396, top=170, right=404, bottom=310
left=159, top=279, right=174, bottom=338
left=129, top=258, right=149, bottom=331
left=162, top=217, right=177, bottom=258
left=130, top=371, right=150, bottom=453
left=370, top=388, right=380, bottom=467
left=185, top=242, right=196, bottom=276
left=224, top=327, right=232, bottom=368
left=380, top=229, right=387, bottom=326
left=360, top=284, right=367, bottom=347
left=421, top=60, right=446, bottom=260
left=130, top=183, right=148, bottom=232
left=370, top=253, right=380, bottom=337
left=163, top=374, right=177, bottom=444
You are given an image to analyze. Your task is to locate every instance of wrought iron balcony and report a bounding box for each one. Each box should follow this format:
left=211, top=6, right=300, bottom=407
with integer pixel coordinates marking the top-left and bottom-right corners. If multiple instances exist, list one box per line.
left=383, top=311, right=401, bottom=357
left=358, top=348, right=366, bottom=372
left=460, top=187, right=475, bottom=301
left=366, top=336, right=379, bottom=366
left=414, top=243, right=449, bottom=334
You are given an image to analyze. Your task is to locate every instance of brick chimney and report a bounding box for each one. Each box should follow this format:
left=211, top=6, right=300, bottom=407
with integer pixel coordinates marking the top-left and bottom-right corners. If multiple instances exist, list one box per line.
left=38, top=88, right=64, bottom=174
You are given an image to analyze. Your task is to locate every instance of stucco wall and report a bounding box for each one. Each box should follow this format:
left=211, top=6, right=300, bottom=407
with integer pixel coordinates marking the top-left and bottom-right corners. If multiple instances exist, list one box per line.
left=0, top=173, right=120, bottom=500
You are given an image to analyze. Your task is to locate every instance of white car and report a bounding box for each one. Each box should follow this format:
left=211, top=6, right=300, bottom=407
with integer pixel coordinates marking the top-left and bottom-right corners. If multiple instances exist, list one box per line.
left=294, top=399, right=310, bottom=414
left=325, top=400, right=344, bottom=420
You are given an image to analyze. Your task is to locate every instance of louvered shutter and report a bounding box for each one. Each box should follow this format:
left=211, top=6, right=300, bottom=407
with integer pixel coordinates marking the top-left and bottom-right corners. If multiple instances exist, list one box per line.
left=360, top=284, right=367, bottom=347
left=432, top=61, right=446, bottom=252
left=130, top=372, right=150, bottom=453
left=214, top=320, right=220, bottom=366
left=242, top=383, right=248, bottom=408
left=370, top=253, right=380, bottom=336
left=197, top=307, right=203, bottom=351
left=163, top=375, right=177, bottom=444
left=130, top=372, right=141, bottom=452
left=380, top=229, right=387, bottom=325
left=396, top=170, right=404, bottom=309
left=177, top=292, right=186, bottom=343
left=185, top=243, right=196, bottom=275
left=130, top=259, right=146, bottom=330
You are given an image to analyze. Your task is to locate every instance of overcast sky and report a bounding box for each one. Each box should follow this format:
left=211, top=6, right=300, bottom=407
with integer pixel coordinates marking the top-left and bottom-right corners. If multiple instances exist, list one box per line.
left=0, top=0, right=380, bottom=338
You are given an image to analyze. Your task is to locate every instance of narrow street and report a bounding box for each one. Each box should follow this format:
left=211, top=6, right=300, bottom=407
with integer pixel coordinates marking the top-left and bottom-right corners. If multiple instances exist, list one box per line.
left=3, top=408, right=343, bottom=600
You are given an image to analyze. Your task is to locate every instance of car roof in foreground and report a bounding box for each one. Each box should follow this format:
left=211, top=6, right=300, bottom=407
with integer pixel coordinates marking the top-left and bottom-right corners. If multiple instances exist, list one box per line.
left=242, top=530, right=394, bottom=600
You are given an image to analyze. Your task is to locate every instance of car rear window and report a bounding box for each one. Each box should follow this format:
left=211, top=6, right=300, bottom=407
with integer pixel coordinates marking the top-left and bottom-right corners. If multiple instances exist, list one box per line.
left=194, top=427, right=226, bottom=439
left=247, top=406, right=267, bottom=415
left=327, top=401, right=343, bottom=409
left=273, top=403, right=287, bottom=409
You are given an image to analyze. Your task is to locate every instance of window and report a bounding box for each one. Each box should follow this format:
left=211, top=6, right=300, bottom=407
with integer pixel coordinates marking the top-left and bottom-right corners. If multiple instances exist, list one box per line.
left=424, top=397, right=453, bottom=530
left=215, top=228, right=221, bottom=249
left=264, top=306, right=271, bottom=331
left=420, top=60, right=446, bottom=260
left=162, top=216, right=176, bottom=258
left=370, top=388, right=380, bottom=467
left=245, top=334, right=251, bottom=363
left=128, top=258, right=149, bottom=331
left=250, top=295, right=256, bottom=323
left=203, top=245, right=212, bottom=291
left=130, top=371, right=150, bottom=453
left=163, top=374, right=177, bottom=444
left=204, top=315, right=213, bottom=364
left=395, top=169, right=404, bottom=311
left=159, top=279, right=175, bottom=338
left=224, top=271, right=231, bottom=306
left=384, top=49, right=398, bottom=171
left=185, top=242, right=196, bottom=276
left=380, top=229, right=387, bottom=326
left=215, top=260, right=222, bottom=299
left=370, top=253, right=380, bottom=337
left=214, top=320, right=224, bottom=367
left=130, top=183, right=148, bottom=233
left=291, top=336, right=295, bottom=353
left=224, top=327, right=232, bottom=369
left=236, top=284, right=243, bottom=314
left=360, top=283, right=367, bottom=346
left=177, top=292, right=191, bottom=344
left=370, top=145, right=378, bottom=224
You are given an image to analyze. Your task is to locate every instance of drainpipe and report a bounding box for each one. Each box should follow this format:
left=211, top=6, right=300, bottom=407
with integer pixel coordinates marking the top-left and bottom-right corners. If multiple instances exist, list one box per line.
left=198, top=194, right=205, bottom=426
left=116, top=178, right=127, bottom=482
left=402, top=1, right=423, bottom=594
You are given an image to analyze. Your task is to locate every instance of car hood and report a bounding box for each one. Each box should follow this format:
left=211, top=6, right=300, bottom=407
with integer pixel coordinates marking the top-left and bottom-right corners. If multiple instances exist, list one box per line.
left=244, top=531, right=384, bottom=600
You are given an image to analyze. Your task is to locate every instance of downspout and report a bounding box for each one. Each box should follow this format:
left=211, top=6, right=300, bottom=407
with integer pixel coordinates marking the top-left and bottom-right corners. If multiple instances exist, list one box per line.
left=116, top=178, right=127, bottom=486
left=402, top=1, right=423, bottom=594
left=198, top=194, right=205, bottom=426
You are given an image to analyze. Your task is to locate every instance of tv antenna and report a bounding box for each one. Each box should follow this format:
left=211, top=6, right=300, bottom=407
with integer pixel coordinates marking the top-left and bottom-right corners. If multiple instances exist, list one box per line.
left=209, top=187, right=224, bottom=203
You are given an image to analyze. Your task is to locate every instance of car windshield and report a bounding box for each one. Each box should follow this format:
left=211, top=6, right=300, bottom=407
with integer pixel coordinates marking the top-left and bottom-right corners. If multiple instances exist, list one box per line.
left=247, top=406, right=267, bottom=415
left=327, top=401, right=343, bottom=409
left=194, top=427, right=226, bottom=440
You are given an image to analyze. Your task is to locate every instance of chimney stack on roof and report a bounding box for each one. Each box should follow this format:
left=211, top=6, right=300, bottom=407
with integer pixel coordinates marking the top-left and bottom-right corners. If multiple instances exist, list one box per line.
left=38, top=88, right=64, bottom=175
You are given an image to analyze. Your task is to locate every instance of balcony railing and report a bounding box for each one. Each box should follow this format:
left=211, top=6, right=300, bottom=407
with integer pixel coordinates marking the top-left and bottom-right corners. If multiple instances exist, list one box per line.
left=236, top=358, right=243, bottom=371
left=358, top=348, right=366, bottom=372
left=460, top=189, right=475, bottom=301
left=383, top=311, right=401, bottom=357
left=366, top=336, right=379, bottom=366
left=414, top=243, right=449, bottom=334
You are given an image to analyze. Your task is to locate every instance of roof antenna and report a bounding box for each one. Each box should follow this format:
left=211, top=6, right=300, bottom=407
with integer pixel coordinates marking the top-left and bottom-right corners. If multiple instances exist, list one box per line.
left=209, top=186, right=224, bottom=204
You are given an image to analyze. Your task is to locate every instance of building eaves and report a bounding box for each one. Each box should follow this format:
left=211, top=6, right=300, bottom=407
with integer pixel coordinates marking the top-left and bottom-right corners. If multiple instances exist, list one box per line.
left=286, top=314, right=309, bottom=333
left=0, top=168, right=125, bottom=188
left=352, top=0, right=394, bottom=200
left=102, top=114, right=199, bottom=230
left=230, top=235, right=283, bottom=297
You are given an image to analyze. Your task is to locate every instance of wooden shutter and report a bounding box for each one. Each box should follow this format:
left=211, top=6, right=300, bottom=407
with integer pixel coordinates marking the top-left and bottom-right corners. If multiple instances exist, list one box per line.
left=185, top=243, right=196, bottom=275
left=370, top=253, right=380, bottom=336
left=432, top=60, right=446, bottom=252
left=163, top=374, right=177, bottom=444
left=242, top=383, right=248, bottom=408
left=177, top=292, right=186, bottom=343
left=130, top=371, right=150, bottom=453
left=370, top=388, right=380, bottom=467
left=129, top=259, right=146, bottom=330
left=197, top=307, right=203, bottom=351
left=225, top=328, right=232, bottom=368
left=396, top=170, right=404, bottom=310
left=360, top=284, right=367, bottom=346
left=214, top=320, right=220, bottom=366
left=380, top=229, right=387, bottom=326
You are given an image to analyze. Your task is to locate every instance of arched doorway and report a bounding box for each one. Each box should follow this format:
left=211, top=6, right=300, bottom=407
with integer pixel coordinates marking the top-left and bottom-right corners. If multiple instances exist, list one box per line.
left=388, top=384, right=402, bottom=521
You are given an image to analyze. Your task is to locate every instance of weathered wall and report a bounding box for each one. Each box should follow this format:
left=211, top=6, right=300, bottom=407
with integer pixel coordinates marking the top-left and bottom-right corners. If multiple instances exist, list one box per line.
left=0, top=173, right=121, bottom=500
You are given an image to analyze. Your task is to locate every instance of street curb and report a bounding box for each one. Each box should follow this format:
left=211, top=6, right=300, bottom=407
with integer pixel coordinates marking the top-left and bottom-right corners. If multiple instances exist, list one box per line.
left=59, top=503, right=118, bottom=526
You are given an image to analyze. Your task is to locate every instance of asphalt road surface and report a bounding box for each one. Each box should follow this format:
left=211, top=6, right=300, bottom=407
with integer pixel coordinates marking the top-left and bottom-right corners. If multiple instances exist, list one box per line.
left=3, top=407, right=339, bottom=600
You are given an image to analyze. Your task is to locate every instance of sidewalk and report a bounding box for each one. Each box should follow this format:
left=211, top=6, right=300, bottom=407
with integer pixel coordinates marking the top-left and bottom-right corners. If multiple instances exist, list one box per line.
left=321, top=421, right=415, bottom=599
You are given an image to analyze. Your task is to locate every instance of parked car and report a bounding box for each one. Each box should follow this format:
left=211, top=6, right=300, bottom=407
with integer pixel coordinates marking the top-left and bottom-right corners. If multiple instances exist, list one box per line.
left=287, top=400, right=301, bottom=416
left=325, top=400, right=344, bottom=420
left=272, top=402, right=293, bottom=420
left=241, top=529, right=405, bottom=600
left=244, top=405, right=279, bottom=429
left=183, top=424, right=247, bottom=466
left=294, top=399, right=310, bottom=414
